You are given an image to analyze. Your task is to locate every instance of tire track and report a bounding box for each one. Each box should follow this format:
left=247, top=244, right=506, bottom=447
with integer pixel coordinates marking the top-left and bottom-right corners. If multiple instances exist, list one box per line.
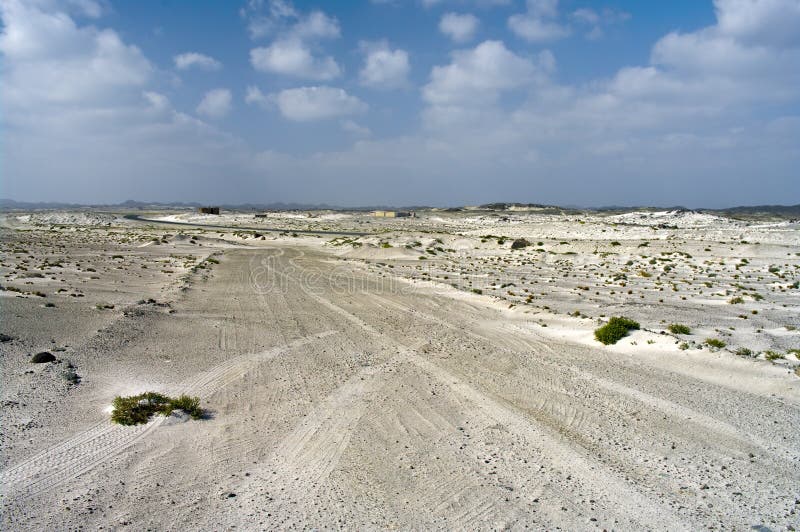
left=267, top=254, right=691, bottom=529
left=0, top=330, right=337, bottom=503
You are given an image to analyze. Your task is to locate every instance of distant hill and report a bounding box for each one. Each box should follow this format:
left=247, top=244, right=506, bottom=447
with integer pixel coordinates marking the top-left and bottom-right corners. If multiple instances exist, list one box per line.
left=1, top=198, right=797, bottom=218
left=710, top=204, right=800, bottom=217
left=0, top=198, right=431, bottom=212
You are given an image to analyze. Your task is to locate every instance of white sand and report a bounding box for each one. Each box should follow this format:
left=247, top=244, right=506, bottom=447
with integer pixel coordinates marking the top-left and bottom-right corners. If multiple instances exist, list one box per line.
left=1, top=209, right=798, bottom=530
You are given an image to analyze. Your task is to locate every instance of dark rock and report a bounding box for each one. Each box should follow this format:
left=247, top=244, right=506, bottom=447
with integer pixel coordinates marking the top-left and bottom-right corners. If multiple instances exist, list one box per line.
left=0, top=333, right=14, bottom=342
left=31, top=351, right=56, bottom=363
left=511, top=238, right=531, bottom=249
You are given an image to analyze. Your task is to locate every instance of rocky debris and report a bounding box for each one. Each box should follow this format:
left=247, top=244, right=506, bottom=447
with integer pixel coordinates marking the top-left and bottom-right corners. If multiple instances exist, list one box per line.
left=0, top=333, right=14, bottom=342
left=30, top=351, right=56, bottom=363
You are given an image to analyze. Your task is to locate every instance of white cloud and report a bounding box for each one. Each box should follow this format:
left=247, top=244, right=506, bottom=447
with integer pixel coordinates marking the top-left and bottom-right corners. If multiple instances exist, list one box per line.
left=715, top=0, right=800, bottom=47
left=571, top=7, right=599, bottom=25
left=439, top=12, right=479, bottom=42
left=246, top=2, right=342, bottom=80
left=250, top=38, right=341, bottom=80
left=359, top=41, right=410, bottom=89
left=245, top=85, right=269, bottom=108
left=272, top=86, right=367, bottom=121
left=0, top=0, right=152, bottom=109
left=423, top=40, right=541, bottom=105
left=508, top=0, right=570, bottom=42
left=143, top=91, right=170, bottom=112
left=242, top=0, right=340, bottom=41
left=0, top=0, right=257, bottom=204
left=196, top=88, right=232, bottom=118
left=341, top=119, right=371, bottom=136
left=174, top=52, right=221, bottom=70
left=293, top=10, right=340, bottom=40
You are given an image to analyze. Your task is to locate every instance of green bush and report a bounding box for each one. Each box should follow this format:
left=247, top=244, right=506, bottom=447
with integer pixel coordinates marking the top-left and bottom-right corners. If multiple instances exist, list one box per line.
left=764, top=350, right=785, bottom=361
left=704, top=338, right=726, bottom=349
left=594, top=317, right=640, bottom=345
left=668, top=323, right=691, bottom=335
left=111, top=392, right=203, bottom=425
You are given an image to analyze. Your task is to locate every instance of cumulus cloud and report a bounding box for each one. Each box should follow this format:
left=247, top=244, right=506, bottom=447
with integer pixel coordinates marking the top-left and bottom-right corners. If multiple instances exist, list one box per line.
left=246, top=1, right=341, bottom=80
left=358, top=41, right=410, bottom=89
left=423, top=40, right=542, bottom=105
left=250, top=39, right=341, bottom=80
left=174, top=52, right=222, bottom=70
left=241, top=0, right=340, bottom=41
left=715, top=0, right=800, bottom=47
left=439, top=13, right=479, bottom=42
left=0, top=0, right=256, bottom=204
left=508, top=0, right=570, bottom=42
left=196, top=88, right=232, bottom=118
left=293, top=10, right=340, bottom=40
left=271, top=86, right=367, bottom=121
left=0, top=0, right=151, bottom=109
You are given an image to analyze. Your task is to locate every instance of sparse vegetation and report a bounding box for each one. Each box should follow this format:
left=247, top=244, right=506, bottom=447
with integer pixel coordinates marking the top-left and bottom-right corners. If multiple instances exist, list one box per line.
left=594, top=317, right=640, bottom=345
left=704, top=338, right=726, bottom=349
left=668, top=323, right=691, bottom=335
left=111, top=392, right=202, bottom=425
left=764, top=350, right=785, bottom=361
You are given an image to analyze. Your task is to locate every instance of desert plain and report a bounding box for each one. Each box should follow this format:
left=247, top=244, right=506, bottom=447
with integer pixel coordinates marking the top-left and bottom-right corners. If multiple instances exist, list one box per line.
left=1, top=207, right=798, bottom=530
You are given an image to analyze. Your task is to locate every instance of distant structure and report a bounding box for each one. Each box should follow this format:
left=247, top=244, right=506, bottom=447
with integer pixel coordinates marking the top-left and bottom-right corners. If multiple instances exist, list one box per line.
left=198, top=206, right=220, bottom=215
left=372, top=210, right=414, bottom=218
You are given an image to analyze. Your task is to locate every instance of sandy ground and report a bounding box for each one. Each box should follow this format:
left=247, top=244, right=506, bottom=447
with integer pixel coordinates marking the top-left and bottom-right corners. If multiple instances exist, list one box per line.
left=1, top=210, right=799, bottom=530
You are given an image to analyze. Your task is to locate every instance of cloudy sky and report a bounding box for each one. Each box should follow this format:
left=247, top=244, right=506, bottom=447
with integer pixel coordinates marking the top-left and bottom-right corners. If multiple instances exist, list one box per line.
left=1, top=0, right=798, bottom=207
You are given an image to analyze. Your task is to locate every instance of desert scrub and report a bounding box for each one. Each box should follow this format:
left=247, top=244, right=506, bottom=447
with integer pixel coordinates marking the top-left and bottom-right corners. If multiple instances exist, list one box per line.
left=735, top=347, right=753, bottom=357
left=668, top=323, right=691, bottom=335
left=111, top=392, right=202, bottom=425
left=704, top=338, right=726, bottom=349
left=594, top=317, right=640, bottom=345
left=728, top=296, right=744, bottom=304
left=764, top=350, right=785, bottom=361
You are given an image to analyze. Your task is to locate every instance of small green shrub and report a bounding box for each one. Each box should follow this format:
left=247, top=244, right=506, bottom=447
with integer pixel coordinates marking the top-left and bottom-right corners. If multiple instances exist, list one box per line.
left=594, top=317, right=640, bottom=345
left=764, top=350, right=785, bottom=361
left=735, top=347, right=753, bottom=357
left=678, top=342, right=690, bottom=350
left=704, top=338, right=726, bottom=349
left=111, top=392, right=203, bottom=425
left=668, top=323, right=691, bottom=335
left=728, top=296, right=744, bottom=304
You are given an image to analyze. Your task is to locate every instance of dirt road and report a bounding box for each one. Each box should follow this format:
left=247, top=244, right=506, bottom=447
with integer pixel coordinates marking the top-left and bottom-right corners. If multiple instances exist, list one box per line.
left=2, top=246, right=798, bottom=530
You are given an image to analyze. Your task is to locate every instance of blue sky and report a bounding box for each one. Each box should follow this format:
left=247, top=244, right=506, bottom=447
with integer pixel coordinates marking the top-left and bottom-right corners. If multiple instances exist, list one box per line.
left=1, top=0, right=798, bottom=207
